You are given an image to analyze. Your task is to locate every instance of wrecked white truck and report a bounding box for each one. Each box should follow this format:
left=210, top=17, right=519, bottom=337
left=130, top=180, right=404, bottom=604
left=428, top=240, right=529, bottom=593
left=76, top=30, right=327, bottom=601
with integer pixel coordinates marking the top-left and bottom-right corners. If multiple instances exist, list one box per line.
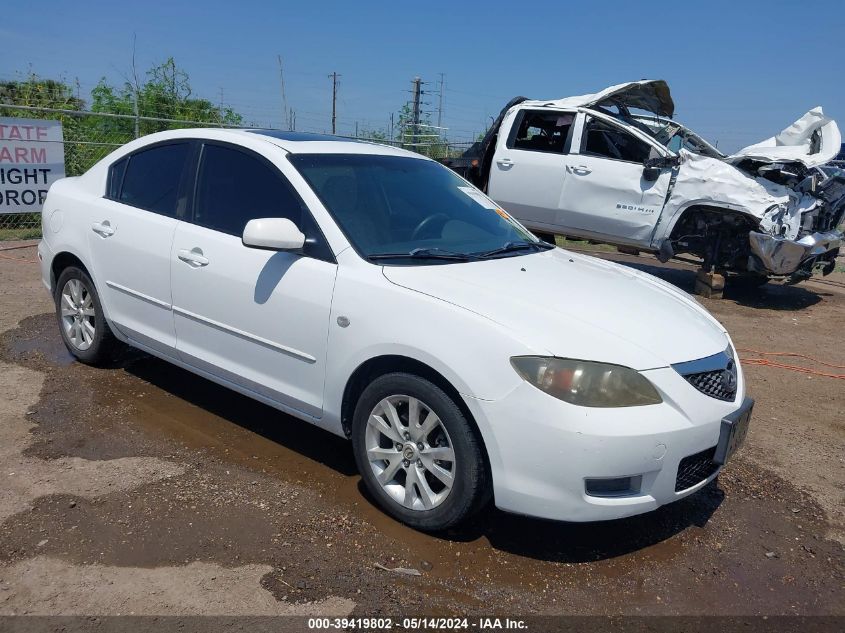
left=443, top=80, right=845, bottom=291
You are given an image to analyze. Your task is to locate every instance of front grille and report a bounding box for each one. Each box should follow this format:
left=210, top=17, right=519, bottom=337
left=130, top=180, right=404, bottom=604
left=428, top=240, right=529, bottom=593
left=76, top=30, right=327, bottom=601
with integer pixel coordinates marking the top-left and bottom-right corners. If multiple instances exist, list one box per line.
left=683, top=370, right=735, bottom=401
left=675, top=446, right=720, bottom=492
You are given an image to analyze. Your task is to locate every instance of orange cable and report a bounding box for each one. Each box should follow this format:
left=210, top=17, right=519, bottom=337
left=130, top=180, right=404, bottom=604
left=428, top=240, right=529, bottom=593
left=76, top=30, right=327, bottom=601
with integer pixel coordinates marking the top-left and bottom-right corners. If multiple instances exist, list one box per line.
left=738, top=348, right=845, bottom=380
left=740, top=358, right=845, bottom=380
left=0, top=252, right=37, bottom=264
left=736, top=348, right=845, bottom=370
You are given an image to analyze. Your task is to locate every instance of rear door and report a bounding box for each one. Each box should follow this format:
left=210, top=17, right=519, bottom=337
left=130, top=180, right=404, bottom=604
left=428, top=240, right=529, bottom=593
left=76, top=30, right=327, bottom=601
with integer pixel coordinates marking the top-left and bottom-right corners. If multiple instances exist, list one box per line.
left=87, top=141, right=192, bottom=356
left=170, top=142, right=337, bottom=417
left=557, top=113, right=673, bottom=246
left=487, top=108, right=575, bottom=229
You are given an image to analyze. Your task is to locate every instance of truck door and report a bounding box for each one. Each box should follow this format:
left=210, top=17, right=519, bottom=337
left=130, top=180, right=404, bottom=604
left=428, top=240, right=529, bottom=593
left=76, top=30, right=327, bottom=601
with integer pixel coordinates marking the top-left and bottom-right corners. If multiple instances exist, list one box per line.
left=486, top=109, right=575, bottom=231
left=558, top=113, right=673, bottom=247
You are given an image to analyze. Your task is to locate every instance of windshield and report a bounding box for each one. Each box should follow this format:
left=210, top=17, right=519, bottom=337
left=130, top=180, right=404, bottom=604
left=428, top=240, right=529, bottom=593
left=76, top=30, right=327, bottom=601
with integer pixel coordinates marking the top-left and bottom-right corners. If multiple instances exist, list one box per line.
left=289, top=153, right=539, bottom=264
left=632, top=115, right=724, bottom=158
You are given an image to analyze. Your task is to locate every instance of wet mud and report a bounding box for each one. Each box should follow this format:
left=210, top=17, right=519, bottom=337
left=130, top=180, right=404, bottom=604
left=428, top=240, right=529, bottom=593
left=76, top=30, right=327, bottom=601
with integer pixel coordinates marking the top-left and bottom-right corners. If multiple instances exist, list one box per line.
left=1, top=311, right=843, bottom=615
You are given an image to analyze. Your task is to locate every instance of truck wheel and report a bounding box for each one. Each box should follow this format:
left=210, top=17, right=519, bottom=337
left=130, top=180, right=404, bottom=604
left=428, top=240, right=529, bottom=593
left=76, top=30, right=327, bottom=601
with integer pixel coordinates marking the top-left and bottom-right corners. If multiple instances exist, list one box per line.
left=351, top=372, right=489, bottom=531
left=54, top=266, right=119, bottom=365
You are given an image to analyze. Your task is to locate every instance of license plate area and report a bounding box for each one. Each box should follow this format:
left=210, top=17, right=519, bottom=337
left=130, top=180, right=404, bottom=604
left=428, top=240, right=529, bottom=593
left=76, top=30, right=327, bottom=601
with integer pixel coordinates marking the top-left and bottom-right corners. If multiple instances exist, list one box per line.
left=713, top=397, right=754, bottom=466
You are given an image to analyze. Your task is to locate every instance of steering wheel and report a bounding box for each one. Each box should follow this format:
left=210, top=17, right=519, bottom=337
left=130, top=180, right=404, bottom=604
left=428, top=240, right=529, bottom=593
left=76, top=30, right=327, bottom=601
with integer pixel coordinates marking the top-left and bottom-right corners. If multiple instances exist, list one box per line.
left=411, top=213, right=450, bottom=241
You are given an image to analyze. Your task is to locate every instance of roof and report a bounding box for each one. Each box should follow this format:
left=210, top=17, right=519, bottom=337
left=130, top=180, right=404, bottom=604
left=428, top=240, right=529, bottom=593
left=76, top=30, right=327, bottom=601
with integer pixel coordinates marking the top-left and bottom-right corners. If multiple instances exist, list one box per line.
left=244, top=130, right=362, bottom=143
left=104, top=127, right=422, bottom=158
left=519, top=80, right=675, bottom=118
left=230, top=128, right=417, bottom=157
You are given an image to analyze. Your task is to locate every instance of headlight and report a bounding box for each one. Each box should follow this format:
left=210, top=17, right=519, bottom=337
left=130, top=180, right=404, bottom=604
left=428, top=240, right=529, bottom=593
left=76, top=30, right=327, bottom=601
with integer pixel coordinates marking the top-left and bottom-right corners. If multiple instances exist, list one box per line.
left=510, top=357, right=662, bottom=407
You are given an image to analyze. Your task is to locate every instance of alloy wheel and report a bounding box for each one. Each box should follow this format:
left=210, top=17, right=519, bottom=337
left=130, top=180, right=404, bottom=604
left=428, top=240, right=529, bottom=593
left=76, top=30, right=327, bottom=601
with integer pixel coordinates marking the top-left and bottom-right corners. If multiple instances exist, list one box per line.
left=365, top=395, right=456, bottom=511
left=60, top=278, right=96, bottom=351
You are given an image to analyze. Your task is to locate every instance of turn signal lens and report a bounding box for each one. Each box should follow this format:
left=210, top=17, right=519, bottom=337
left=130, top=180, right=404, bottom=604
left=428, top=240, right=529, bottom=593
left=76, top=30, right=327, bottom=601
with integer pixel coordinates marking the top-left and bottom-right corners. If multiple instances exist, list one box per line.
left=510, top=357, right=662, bottom=408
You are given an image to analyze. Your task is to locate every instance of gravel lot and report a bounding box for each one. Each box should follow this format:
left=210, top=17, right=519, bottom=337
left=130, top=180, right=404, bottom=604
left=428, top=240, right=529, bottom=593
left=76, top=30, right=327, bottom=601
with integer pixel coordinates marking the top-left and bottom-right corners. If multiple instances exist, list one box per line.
left=0, top=241, right=843, bottom=617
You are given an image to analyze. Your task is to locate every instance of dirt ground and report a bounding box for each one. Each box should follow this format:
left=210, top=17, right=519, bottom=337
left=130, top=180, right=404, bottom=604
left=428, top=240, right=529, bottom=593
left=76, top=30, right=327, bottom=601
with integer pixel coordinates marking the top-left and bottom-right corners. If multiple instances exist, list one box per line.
left=0, top=241, right=843, bottom=617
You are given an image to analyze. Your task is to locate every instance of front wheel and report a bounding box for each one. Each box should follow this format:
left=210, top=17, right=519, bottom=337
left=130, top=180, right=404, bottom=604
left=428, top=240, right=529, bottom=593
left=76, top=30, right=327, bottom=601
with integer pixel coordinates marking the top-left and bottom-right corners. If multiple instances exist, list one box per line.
left=54, top=266, right=119, bottom=365
left=351, top=373, right=489, bottom=531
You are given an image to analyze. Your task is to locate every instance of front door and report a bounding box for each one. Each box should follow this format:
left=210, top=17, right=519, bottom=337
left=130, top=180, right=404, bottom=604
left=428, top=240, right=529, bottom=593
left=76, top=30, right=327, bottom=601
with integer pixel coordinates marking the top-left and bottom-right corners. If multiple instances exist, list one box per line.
left=558, top=114, right=673, bottom=246
left=170, top=142, right=337, bottom=417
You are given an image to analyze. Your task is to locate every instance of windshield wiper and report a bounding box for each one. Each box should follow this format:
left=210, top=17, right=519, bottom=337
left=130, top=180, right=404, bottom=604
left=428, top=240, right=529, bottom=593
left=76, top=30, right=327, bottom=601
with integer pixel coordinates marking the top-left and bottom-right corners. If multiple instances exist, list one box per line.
left=476, top=241, right=555, bottom=259
left=367, top=247, right=481, bottom=262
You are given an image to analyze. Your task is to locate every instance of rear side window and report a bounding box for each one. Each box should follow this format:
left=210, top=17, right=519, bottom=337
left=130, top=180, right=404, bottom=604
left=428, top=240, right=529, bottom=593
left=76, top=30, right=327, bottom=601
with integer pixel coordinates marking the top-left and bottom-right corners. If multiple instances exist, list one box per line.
left=582, top=117, right=654, bottom=163
left=194, top=144, right=332, bottom=261
left=107, top=158, right=127, bottom=200
left=509, top=110, right=574, bottom=154
left=118, top=143, right=190, bottom=216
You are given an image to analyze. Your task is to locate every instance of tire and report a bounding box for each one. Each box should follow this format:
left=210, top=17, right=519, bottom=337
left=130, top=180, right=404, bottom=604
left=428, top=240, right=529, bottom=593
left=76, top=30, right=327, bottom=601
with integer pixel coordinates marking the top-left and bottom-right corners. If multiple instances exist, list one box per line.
left=351, top=372, right=489, bottom=531
left=54, top=266, right=119, bottom=365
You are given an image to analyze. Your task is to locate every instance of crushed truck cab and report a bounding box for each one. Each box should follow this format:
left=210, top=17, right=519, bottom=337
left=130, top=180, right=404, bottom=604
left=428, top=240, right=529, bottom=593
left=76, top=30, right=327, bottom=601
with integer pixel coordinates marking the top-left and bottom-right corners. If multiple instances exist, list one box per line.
left=444, top=80, right=844, bottom=283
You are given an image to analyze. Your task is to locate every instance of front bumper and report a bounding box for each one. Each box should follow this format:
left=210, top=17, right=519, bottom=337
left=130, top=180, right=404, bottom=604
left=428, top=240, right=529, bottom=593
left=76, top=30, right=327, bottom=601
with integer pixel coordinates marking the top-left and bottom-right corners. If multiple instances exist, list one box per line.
left=463, top=363, right=747, bottom=522
left=748, top=229, right=842, bottom=276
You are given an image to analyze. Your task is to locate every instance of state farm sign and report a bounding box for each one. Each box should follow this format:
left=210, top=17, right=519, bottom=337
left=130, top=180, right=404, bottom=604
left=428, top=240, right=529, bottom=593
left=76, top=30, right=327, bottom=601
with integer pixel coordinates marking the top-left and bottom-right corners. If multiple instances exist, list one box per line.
left=0, top=118, right=65, bottom=214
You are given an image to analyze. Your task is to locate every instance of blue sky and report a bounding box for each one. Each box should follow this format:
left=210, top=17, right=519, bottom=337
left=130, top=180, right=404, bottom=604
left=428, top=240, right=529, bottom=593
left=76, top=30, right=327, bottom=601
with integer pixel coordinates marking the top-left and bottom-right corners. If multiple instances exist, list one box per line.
left=4, top=0, right=843, bottom=151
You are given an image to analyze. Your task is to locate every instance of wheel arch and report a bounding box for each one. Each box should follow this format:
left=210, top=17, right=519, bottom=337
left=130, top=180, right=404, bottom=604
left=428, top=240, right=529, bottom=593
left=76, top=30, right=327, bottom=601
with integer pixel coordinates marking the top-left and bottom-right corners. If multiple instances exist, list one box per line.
left=49, top=249, right=122, bottom=338
left=340, top=355, right=490, bottom=469
left=50, top=250, right=92, bottom=293
left=664, top=201, right=762, bottom=241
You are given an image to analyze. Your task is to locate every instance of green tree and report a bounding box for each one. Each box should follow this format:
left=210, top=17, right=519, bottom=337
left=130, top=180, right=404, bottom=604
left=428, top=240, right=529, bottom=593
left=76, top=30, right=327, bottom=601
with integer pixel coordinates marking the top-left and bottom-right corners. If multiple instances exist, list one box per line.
left=91, top=57, right=243, bottom=133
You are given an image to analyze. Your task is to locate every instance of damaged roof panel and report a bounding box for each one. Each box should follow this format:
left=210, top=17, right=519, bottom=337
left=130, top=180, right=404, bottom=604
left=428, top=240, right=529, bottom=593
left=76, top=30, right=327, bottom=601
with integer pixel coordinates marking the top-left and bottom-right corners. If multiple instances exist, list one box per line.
left=523, top=80, right=675, bottom=118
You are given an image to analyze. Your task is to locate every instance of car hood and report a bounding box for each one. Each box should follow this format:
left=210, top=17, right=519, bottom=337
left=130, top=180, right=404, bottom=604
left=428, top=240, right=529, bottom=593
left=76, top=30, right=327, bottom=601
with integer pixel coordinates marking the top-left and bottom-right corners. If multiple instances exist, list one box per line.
left=521, top=79, right=675, bottom=118
left=727, top=107, right=842, bottom=168
left=381, top=248, right=728, bottom=371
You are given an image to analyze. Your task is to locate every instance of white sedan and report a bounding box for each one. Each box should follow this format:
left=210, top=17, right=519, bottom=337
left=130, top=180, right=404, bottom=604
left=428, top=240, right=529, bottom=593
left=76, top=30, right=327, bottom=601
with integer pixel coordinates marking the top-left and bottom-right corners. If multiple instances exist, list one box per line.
left=38, top=129, right=752, bottom=530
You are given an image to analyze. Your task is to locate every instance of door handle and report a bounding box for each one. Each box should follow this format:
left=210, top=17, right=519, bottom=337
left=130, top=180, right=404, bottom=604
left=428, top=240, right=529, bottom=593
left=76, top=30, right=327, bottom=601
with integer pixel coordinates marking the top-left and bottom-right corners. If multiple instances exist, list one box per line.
left=567, top=165, right=592, bottom=176
left=496, top=158, right=514, bottom=167
left=177, top=248, right=209, bottom=267
left=92, top=221, right=115, bottom=237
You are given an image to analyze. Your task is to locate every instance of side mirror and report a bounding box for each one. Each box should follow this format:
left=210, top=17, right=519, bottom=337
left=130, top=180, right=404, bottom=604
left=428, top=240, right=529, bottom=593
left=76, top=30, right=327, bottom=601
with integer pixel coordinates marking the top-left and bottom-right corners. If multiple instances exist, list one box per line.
left=643, top=155, right=680, bottom=182
left=242, top=218, right=305, bottom=251
left=642, top=164, right=661, bottom=182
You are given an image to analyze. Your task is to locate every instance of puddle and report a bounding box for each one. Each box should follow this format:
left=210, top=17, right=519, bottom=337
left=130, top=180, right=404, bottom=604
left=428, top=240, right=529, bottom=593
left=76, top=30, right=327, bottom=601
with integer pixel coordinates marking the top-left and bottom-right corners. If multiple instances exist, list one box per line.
left=5, top=325, right=75, bottom=367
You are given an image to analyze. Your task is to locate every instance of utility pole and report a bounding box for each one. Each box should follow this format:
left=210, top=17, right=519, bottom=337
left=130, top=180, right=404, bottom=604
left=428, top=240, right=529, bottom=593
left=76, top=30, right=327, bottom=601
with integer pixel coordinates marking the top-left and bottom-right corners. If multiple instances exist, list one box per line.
left=436, top=72, right=445, bottom=130
left=411, top=76, right=422, bottom=148
left=130, top=34, right=140, bottom=138
left=389, top=112, right=394, bottom=142
left=277, top=55, right=289, bottom=130
left=329, top=71, right=340, bottom=134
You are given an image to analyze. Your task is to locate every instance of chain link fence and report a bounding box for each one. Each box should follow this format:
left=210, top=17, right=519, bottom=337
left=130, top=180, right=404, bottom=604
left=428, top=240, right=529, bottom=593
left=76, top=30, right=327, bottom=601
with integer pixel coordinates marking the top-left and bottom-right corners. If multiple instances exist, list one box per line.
left=0, top=103, right=473, bottom=240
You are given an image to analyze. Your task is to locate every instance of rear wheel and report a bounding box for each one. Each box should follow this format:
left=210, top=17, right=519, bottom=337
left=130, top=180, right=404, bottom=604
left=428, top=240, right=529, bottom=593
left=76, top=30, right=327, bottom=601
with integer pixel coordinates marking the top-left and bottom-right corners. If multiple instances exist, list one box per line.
left=351, top=372, right=489, bottom=531
left=54, top=266, right=119, bottom=365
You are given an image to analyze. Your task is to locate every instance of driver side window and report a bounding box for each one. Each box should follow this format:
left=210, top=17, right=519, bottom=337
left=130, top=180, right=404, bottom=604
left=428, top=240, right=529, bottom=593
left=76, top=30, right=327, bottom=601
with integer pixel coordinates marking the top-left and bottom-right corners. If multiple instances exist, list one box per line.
left=193, top=143, right=333, bottom=261
left=581, top=116, right=655, bottom=163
